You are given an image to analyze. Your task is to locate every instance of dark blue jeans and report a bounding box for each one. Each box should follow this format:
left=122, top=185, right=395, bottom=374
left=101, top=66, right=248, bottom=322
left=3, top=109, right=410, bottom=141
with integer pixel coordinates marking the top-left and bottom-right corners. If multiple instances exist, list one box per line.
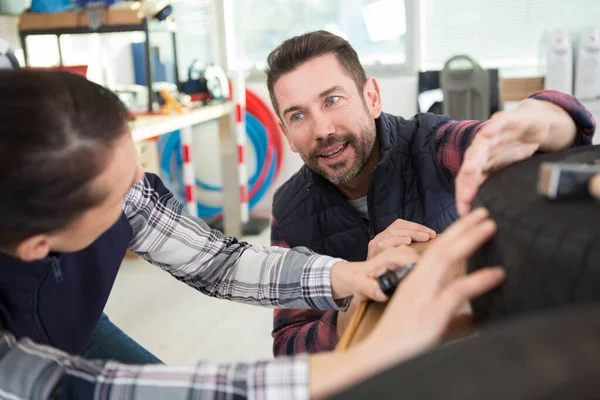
left=82, top=313, right=163, bottom=364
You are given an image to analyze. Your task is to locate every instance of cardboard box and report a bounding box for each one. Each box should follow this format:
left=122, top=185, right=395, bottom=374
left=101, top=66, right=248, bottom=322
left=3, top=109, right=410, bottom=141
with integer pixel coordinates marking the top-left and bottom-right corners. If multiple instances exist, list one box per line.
left=19, top=11, right=79, bottom=30
left=78, top=8, right=141, bottom=27
left=500, top=77, right=545, bottom=103
left=19, top=8, right=141, bottom=31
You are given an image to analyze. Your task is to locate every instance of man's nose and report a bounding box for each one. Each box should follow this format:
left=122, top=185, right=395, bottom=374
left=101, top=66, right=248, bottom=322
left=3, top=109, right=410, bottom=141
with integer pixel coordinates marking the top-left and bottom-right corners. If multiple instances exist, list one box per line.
left=311, top=110, right=336, bottom=140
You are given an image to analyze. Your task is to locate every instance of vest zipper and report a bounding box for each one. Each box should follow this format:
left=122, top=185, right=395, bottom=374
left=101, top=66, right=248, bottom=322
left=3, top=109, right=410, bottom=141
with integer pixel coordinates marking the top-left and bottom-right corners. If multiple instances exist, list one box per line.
left=366, top=166, right=378, bottom=239
left=50, top=258, right=64, bottom=283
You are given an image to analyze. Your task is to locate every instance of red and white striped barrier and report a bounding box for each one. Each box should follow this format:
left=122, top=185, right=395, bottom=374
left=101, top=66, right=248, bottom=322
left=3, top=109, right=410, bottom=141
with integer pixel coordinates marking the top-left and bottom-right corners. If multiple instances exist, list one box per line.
left=180, top=125, right=197, bottom=217
left=233, top=69, right=249, bottom=223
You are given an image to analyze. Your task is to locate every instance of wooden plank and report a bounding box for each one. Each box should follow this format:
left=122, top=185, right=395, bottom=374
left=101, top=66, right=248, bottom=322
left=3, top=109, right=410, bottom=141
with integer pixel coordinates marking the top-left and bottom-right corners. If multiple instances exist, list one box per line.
left=129, top=103, right=233, bottom=143
left=20, top=11, right=79, bottom=30
left=19, top=9, right=141, bottom=31
left=336, top=237, right=467, bottom=351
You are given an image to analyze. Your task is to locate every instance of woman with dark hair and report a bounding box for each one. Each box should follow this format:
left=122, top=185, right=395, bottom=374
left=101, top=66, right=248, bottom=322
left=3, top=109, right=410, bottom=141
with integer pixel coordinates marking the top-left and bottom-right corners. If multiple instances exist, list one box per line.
left=0, top=69, right=505, bottom=399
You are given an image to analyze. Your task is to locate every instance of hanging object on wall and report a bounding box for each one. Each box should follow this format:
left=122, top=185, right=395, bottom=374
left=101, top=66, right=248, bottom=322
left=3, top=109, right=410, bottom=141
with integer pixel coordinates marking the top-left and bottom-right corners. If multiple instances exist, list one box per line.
left=545, top=28, right=573, bottom=95
left=575, top=26, right=600, bottom=100
left=440, top=54, right=491, bottom=121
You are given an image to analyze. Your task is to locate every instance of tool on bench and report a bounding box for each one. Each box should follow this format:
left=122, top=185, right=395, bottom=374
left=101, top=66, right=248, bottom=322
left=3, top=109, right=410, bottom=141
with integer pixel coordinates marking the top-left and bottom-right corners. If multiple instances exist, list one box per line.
left=537, top=160, right=600, bottom=200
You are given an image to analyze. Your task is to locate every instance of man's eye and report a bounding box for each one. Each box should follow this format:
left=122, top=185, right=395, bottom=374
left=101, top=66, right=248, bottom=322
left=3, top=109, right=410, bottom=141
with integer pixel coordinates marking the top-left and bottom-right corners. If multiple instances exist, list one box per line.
left=291, top=113, right=304, bottom=122
left=326, top=96, right=340, bottom=106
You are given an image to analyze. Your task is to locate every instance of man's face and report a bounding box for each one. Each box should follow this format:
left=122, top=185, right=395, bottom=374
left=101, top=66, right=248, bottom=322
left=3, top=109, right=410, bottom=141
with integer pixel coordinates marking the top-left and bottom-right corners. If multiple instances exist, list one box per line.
left=274, top=54, right=382, bottom=185
left=50, top=131, right=144, bottom=253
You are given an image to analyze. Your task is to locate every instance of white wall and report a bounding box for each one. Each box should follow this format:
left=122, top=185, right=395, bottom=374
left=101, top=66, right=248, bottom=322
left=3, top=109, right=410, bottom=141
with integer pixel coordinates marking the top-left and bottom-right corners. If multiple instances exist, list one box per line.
left=0, top=15, right=19, bottom=49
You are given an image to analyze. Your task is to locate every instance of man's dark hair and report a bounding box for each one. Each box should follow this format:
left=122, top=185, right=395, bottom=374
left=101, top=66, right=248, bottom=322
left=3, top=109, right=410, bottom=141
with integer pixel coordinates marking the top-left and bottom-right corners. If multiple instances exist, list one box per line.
left=0, top=69, right=129, bottom=248
left=265, top=30, right=368, bottom=118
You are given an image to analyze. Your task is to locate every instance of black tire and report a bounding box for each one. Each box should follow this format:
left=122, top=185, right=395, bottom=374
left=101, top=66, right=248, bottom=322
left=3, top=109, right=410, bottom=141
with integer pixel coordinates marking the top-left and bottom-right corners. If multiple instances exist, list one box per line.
left=332, top=146, right=600, bottom=400
left=468, top=145, right=600, bottom=325
left=331, top=304, right=600, bottom=400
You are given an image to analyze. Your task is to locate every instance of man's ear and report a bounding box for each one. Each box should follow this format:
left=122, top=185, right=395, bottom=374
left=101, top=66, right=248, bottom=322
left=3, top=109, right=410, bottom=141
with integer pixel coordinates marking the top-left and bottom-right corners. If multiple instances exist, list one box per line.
left=279, top=121, right=298, bottom=153
left=364, top=77, right=382, bottom=119
left=15, top=235, right=51, bottom=261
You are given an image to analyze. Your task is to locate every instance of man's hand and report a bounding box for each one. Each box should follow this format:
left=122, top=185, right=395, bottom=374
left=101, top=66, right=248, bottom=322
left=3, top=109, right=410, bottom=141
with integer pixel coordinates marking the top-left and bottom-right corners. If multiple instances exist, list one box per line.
left=330, top=246, right=420, bottom=302
left=310, top=209, right=505, bottom=400
left=590, top=174, right=600, bottom=199
left=355, top=208, right=505, bottom=371
left=367, top=219, right=436, bottom=260
left=455, top=99, right=577, bottom=216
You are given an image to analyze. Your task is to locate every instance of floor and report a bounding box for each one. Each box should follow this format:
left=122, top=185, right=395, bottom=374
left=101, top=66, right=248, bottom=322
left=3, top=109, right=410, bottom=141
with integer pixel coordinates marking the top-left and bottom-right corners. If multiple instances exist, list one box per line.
left=103, top=227, right=275, bottom=365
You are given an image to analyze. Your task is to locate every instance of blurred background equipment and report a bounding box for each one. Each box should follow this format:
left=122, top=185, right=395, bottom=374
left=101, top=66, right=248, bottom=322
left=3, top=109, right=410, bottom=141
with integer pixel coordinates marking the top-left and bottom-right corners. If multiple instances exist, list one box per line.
left=30, top=0, right=74, bottom=13
left=179, top=59, right=230, bottom=103
left=440, top=54, right=491, bottom=121
left=574, top=26, right=600, bottom=100
left=537, top=161, right=600, bottom=200
left=544, top=28, right=573, bottom=95
left=0, top=35, right=19, bottom=69
left=137, top=0, right=172, bottom=21
left=417, top=67, right=500, bottom=117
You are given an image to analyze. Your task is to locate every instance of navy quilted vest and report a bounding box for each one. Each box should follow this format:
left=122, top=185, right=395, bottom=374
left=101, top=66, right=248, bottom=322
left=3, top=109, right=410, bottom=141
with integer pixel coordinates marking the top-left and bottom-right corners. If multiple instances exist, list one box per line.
left=273, top=112, right=459, bottom=261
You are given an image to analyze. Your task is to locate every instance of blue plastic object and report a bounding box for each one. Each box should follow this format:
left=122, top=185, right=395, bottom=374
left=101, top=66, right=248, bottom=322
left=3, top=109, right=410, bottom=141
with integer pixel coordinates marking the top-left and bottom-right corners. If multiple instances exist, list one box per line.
left=131, top=43, right=171, bottom=86
left=30, top=0, right=73, bottom=12
left=74, top=0, right=117, bottom=7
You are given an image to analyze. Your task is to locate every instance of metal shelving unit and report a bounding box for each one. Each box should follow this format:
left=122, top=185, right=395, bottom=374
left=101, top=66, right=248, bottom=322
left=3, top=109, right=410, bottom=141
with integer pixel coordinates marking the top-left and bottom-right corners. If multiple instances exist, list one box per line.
left=19, top=17, right=180, bottom=113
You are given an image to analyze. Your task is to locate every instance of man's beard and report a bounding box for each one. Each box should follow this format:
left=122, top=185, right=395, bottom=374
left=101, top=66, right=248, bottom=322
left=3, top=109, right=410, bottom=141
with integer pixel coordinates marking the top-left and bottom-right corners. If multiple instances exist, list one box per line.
left=303, top=122, right=376, bottom=186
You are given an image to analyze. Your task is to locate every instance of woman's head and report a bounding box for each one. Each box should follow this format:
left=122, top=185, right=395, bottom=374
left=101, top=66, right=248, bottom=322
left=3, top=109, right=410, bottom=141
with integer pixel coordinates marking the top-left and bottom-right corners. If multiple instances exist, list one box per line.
left=0, top=70, right=143, bottom=260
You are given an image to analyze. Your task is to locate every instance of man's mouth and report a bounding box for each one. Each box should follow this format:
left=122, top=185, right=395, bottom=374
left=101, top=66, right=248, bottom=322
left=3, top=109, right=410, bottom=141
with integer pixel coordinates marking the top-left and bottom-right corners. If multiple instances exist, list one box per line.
left=318, top=142, right=348, bottom=159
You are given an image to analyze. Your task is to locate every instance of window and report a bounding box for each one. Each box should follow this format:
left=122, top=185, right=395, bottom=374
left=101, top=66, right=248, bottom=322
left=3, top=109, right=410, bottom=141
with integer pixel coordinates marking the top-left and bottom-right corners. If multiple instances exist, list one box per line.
left=225, top=0, right=417, bottom=75
left=420, top=0, right=600, bottom=75
left=170, top=0, right=214, bottom=78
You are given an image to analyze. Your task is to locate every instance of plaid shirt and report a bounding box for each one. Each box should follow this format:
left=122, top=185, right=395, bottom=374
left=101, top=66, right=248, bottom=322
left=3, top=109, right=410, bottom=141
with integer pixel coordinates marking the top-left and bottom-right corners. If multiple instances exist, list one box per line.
left=0, top=332, right=310, bottom=399
left=126, top=173, right=341, bottom=311
left=0, top=173, right=345, bottom=400
left=272, top=90, right=596, bottom=356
